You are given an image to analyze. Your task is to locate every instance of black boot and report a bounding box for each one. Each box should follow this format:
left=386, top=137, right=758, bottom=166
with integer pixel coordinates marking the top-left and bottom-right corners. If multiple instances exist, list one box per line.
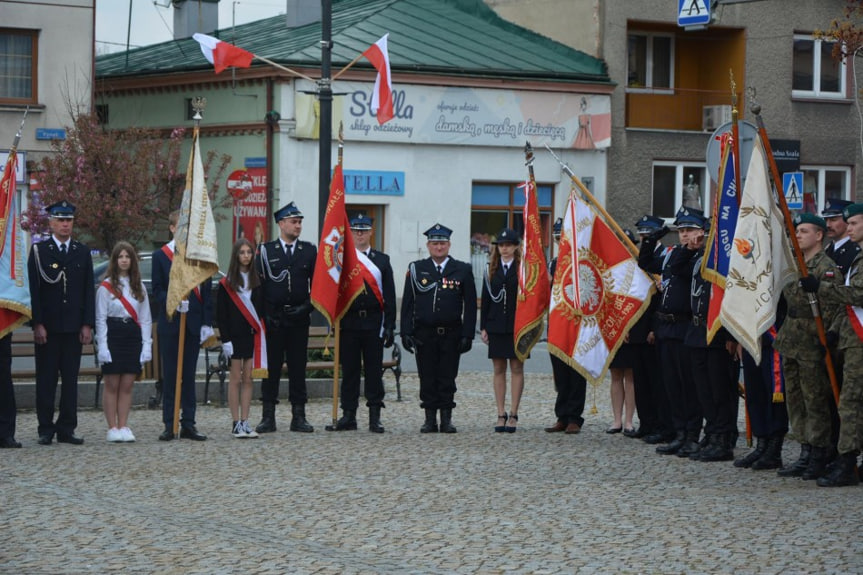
left=676, top=431, right=702, bottom=458
left=656, top=431, right=685, bottom=455
left=369, top=406, right=385, bottom=433
left=734, top=437, right=767, bottom=468
left=817, top=452, right=861, bottom=487
left=801, top=446, right=832, bottom=480
left=290, top=404, right=314, bottom=432
left=688, top=434, right=713, bottom=460
left=333, top=409, right=358, bottom=431
left=439, top=408, right=457, bottom=433
left=255, top=402, right=277, bottom=433
left=420, top=408, right=438, bottom=433
left=777, top=443, right=811, bottom=477
left=751, top=433, right=784, bottom=470
left=699, top=433, right=734, bottom=462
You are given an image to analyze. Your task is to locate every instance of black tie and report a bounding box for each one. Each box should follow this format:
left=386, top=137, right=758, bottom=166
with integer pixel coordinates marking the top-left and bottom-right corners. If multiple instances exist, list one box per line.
left=503, top=264, right=509, bottom=275
left=286, top=244, right=293, bottom=257
left=60, top=243, right=67, bottom=255
left=436, top=265, right=442, bottom=275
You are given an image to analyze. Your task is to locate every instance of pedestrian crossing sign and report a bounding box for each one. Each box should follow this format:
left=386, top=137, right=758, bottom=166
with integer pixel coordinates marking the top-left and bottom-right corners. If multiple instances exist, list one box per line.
left=783, top=171, right=804, bottom=210
left=678, top=0, right=711, bottom=27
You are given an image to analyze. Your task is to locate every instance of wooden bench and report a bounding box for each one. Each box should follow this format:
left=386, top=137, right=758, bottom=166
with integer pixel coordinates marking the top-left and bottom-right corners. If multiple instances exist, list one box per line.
left=203, top=325, right=403, bottom=406
left=10, top=329, right=104, bottom=407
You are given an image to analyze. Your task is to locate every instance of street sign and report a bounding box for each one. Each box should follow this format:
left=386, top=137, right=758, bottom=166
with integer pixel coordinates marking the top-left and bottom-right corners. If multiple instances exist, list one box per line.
left=783, top=172, right=804, bottom=210
left=678, top=0, right=711, bottom=27
left=35, top=128, right=66, bottom=141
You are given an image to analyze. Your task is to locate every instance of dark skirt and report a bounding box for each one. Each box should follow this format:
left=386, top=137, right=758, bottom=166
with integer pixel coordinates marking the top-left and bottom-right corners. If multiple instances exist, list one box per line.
left=487, top=332, right=517, bottom=359
left=228, top=332, right=255, bottom=360
left=102, top=317, right=143, bottom=375
left=610, top=342, right=635, bottom=369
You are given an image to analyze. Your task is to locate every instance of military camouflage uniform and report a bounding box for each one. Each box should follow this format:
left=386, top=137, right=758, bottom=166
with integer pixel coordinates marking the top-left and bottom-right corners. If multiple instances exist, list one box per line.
left=822, top=251, right=863, bottom=457
left=774, top=251, right=841, bottom=449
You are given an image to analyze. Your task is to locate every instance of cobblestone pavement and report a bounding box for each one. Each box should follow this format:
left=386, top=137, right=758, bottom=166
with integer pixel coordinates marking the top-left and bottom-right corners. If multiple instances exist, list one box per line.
left=3, top=371, right=862, bottom=574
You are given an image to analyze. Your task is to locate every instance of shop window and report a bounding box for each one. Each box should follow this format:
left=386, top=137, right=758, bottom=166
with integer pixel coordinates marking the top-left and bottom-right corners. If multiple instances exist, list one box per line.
left=345, top=204, right=385, bottom=251
left=627, top=33, right=673, bottom=91
left=651, top=162, right=709, bottom=221
left=801, top=166, right=851, bottom=214
left=0, top=28, right=38, bottom=105
left=792, top=35, right=846, bottom=99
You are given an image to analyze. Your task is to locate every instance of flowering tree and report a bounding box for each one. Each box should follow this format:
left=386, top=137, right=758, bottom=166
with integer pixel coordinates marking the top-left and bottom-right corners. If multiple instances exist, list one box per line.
left=26, top=113, right=231, bottom=251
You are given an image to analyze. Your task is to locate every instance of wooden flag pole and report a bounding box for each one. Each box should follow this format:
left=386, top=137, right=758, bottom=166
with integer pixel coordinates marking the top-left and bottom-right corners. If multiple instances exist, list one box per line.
left=252, top=54, right=316, bottom=82
left=172, top=311, right=187, bottom=437
left=331, top=324, right=341, bottom=426
left=332, top=52, right=366, bottom=80
left=749, top=98, right=840, bottom=405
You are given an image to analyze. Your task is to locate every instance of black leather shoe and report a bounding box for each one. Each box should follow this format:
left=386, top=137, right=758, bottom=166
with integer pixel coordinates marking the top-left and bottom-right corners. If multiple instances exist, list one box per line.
left=0, top=437, right=22, bottom=448
left=37, top=434, right=53, bottom=445
left=159, top=429, right=175, bottom=441
left=56, top=433, right=84, bottom=445
left=180, top=426, right=207, bottom=441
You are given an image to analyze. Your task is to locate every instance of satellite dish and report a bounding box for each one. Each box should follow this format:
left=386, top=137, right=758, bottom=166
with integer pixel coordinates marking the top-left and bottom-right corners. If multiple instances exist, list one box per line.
left=705, top=120, right=758, bottom=184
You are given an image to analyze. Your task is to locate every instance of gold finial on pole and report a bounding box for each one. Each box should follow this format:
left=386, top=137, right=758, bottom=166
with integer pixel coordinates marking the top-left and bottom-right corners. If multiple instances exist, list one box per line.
left=191, top=96, right=207, bottom=124
left=729, top=69, right=738, bottom=112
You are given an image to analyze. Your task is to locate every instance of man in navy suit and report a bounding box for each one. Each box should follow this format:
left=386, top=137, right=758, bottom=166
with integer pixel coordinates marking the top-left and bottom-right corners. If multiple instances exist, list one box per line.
left=152, top=210, right=213, bottom=441
left=27, top=200, right=95, bottom=445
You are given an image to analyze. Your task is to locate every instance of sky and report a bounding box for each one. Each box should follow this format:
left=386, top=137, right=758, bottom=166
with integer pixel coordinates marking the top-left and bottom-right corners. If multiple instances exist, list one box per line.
left=96, top=0, right=286, bottom=54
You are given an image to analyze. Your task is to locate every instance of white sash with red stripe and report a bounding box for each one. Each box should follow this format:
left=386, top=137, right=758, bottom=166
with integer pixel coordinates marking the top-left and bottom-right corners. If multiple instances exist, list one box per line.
left=845, top=268, right=863, bottom=342
left=357, top=250, right=384, bottom=309
left=219, top=277, right=268, bottom=377
left=100, top=279, right=140, bottom=326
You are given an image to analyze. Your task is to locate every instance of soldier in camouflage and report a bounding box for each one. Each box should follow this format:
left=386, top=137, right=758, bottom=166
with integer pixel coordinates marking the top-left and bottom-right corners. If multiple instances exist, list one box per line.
left=774, top=213, right=841, bottom=481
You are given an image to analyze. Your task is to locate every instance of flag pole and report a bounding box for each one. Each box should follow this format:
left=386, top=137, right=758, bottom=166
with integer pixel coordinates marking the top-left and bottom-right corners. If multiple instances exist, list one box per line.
left=252, top=54, right=316, bottom=82
left=748, top=95, right=840, bottom=405
left=332, top=52, right=366, bottom=80
left=326, top=124, right=345, bottom=431
left=544, top=145, right=639, bottom=257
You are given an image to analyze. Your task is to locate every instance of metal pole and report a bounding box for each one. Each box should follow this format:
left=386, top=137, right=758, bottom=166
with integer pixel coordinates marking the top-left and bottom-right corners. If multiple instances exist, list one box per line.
left=318, top=0, right=333, bottom=234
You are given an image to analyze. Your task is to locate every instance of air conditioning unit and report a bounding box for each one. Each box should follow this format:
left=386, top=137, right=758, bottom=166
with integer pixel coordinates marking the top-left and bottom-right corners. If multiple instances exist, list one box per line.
left=702, top=105, right=732, bottom=132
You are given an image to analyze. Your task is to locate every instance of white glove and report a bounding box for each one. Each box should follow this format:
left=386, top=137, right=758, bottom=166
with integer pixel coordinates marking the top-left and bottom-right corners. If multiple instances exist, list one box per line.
left=200, top=325, right=215, bottom=343
left=177, top=300, right=190, bottom=314
left=98, top=347, right=112, bottom=365
left=221, top=341, right=233, bottom=360
left=139, top=344, right=152, bottom=364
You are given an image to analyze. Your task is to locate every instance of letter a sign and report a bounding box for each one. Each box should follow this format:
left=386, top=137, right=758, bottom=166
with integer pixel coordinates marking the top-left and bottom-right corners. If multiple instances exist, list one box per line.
left=678, top=0, right=711, bottom=27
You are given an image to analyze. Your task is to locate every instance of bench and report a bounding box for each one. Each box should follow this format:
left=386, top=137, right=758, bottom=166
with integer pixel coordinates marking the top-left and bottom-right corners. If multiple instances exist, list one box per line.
left=10, top=329, right=104, bottom=407
left=203, top=325, right=403, bottom=406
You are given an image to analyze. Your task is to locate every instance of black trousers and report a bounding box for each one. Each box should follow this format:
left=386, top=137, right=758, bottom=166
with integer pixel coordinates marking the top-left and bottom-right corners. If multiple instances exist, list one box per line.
left=631, top=342, right=669, bottom=434
left=414, top=325, right=461, bottom=410
left=340, top=328, right=384, bottom=410
left=0, top=334, right=15, bottom=438
left=742, top=346, right=789, bottom=437
left=35, top=331, right=82, bottom=437
left=160, top=330, right=200, bottom=429
left=261, top=323, right=308, bottom=406
left=658, top=338, right=701, bottom=434
left=691, top=345, right=739, bottom=435
left=550, top=354, right=587, bottom=426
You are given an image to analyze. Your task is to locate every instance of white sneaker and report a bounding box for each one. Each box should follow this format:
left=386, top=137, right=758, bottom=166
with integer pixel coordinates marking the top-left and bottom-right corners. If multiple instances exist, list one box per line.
left=106, top=428, right=123, bottom=442
left=243, top=420, right=259, bottom=438
left=232, top=421, right=247, bottom=438
left=120, top=427, right=136, bottom=442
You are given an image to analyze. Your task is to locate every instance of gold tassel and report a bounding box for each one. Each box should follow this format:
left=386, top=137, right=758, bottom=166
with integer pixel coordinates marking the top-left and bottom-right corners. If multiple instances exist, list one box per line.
left=251, top=368, right=268, bottom=379
left=590, top=384, right=598, bottom=414
left=321, top=331, right=332, bottom=358
left=772, top=392, right=784, bottom=403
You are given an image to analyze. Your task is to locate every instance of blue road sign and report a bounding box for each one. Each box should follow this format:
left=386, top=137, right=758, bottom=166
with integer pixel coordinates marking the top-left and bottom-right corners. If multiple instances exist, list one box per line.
left=783, top=171, right=804, bottom=210
left=678, top=0, right=711, bottom=27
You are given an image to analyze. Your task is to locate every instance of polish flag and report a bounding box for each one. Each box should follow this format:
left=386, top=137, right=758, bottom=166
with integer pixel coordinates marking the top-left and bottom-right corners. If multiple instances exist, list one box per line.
left=192, top=33, right=254, bottom=75
left=362, top=34, right=394, bottom=125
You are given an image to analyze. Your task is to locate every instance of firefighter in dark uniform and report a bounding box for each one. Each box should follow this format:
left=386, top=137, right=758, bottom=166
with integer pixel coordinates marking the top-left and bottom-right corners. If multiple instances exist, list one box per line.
left=638, top=206, right=704, bottom=455
left=630, top=215, right=672, bottom=443
left=330, top=214, right=396, bottom=433
left=27, top=201, right=95, bottom=445
left=544, top=218, right=588, bottom=435
left=401, top=223, right=477, bottom=434
left=822, top=198, right=860, bottom=276
left=254, top=202, right=317, bottom=433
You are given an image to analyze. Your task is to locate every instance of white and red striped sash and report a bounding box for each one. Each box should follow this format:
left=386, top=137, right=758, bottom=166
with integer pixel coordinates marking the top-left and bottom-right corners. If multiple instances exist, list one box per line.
left=100, top=279, right=140, bottom=326
left=219, top=277, right=268, bottom=377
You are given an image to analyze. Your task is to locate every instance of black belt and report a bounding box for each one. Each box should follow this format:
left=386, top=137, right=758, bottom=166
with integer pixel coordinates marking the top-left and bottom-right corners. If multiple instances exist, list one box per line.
left=418, top=324, right=460, bottom=335
left=656, top=312, right=691, bottom=324
left=349, top=308, right=379, bottom=318
left=107, top=316, right=135, bottom=324
left=691, top=316, right=707, bottom=327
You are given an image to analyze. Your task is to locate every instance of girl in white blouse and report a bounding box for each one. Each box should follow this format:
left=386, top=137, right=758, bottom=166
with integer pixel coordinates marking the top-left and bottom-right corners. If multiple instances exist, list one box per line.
left=96, top=242, right=152, bottom=442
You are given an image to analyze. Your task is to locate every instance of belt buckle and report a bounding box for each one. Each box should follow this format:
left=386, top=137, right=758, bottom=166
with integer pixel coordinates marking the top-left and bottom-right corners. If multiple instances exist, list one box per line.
left=283, top=305, right=292, bottom=313
left=358, top=309, right=367, bottom=318
left=436, top=327, right=447, bottom=335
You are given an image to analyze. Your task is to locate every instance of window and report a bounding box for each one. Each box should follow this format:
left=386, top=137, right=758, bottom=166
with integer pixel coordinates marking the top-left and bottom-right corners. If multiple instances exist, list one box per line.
left=627, top=33, right=673, bottom=90
left=0, top=29, right=38, bottom=104
left=651, top=162, right=709, bottom=221
left=95, top=104, right=109, bottom=125
left=792, top=35, right=846, bottom=99
left=800, top=166, right=852, bottom=214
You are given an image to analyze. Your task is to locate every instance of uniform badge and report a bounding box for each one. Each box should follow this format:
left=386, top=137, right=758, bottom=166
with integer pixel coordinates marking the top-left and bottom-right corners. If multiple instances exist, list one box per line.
left=52, top=263, right=58, bottom=269
left=421, top=278, right=428, bottom=285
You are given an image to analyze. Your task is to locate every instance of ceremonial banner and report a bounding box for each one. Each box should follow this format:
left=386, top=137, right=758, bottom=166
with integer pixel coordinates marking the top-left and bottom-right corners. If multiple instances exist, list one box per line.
left=701, top=135, right=738, bottom=342
left=514, top=180, right=549, bottom=362
left=719, top=136, right=795, bottom=364
left=311, top=163, right=366, bottom=326
left=0, top=148, right=30, bottom=337
left=167, top=128, right=219, bottom=319
left=547, top=189, right=655, bottom=384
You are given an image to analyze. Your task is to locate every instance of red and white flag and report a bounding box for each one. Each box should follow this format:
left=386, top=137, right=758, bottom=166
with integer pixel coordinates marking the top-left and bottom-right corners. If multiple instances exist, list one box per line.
left=193, top=33, right=254, bottom=75
left=513, top=180, right=549, bottom=362
left=547, top=188, right=655, bottom=384
left=311, top=163, right=367, bottom=326
left=362, top=34, right=394, bottom=125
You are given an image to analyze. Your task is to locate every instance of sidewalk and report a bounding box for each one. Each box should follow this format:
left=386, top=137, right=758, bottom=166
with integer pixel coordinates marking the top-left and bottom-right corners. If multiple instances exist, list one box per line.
left=3, top=369, right=860, bottom=574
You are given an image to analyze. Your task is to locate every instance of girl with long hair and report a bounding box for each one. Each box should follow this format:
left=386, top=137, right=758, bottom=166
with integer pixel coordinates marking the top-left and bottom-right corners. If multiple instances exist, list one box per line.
left=96, top=241, right=152, bottom=442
